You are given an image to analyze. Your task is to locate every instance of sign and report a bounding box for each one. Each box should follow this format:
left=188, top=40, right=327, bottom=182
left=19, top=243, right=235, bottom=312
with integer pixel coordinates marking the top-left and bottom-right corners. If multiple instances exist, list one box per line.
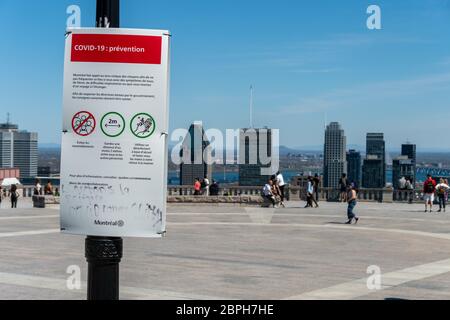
left=60, top=28, right=170, bottom=238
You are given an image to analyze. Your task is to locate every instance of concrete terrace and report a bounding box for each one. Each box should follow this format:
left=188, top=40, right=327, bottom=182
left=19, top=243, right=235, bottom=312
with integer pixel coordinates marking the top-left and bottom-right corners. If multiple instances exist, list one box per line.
left=0, top=199, right=450, bottom=300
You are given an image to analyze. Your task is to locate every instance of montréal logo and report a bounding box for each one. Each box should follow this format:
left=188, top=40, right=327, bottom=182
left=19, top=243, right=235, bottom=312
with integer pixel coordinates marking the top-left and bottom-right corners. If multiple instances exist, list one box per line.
left=94, top=220, right=125, bottom=227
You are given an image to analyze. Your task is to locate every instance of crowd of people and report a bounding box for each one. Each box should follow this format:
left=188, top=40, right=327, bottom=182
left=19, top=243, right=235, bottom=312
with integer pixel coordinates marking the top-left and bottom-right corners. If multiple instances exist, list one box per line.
left=262, top=172, right=359, bottom=223
left=193, top=176, right=220, bottom=196
left=188, top=171, right=450, bottom=223
left=0, top=179, right=60, bottom=209
left=261, top=171, right=286, bottom=208
left=0, top=184, right=20, bottom=209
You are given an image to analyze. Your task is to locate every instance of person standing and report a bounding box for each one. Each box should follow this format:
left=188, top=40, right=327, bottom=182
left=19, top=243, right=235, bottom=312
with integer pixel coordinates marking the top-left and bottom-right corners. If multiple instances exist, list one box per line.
left=405, top=178, right=414, bottom=204
left=445, top=179, right=449, bottom=204
left=201, top=176, right=210, bottom=196
left=10, top=184, right=19, bottom=209
left=339, top=174, right=348, bottom=202
left=34, top=179, right=42, bottom=196
left=346, top=184, right=359, bottom=224
left=436, top=178, right=450, bottom=213
left=423, top=175, right=437, bottom=213
left=398, top=176, right=407, bottom=190
left=209, top=180, right=219, bottom=196
left=44, top=180, right=54, bottom=195
left=0, top=186, right=3, bottom=207
left=276, top=171, right=286, bottom=203
left=193, top=178, right=201, bottom=196
left=313, top=174, right=321, bottom=203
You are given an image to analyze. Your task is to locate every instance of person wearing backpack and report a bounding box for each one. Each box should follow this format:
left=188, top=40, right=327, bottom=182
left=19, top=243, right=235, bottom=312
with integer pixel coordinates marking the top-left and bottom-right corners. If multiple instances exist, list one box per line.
left=436, top=178, right=450, bottom=213
left=423, top=175, right=437, bottom=213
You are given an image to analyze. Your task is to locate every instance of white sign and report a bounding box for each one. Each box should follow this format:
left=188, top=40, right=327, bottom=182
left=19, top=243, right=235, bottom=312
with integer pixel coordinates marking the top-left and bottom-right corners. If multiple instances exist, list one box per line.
left=60, top=28, right=170, bottom=238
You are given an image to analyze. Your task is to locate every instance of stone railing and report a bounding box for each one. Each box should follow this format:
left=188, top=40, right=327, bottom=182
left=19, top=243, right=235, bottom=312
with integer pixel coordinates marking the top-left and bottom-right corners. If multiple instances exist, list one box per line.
left=286, top=186, right=390, bottom=203
left=167, top=185, right=263, bottom=197
left=19, top=185, right=427, bottom=204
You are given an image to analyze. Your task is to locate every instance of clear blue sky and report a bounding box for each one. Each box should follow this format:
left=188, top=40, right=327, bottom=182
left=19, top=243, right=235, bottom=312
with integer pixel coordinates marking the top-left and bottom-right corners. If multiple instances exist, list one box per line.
left=1, top=0, right=450, bottom=151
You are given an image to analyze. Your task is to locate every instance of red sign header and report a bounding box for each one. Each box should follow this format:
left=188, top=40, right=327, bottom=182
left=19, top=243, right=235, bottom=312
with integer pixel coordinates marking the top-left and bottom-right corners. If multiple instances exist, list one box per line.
left=71, top=34, right=162, bottom=65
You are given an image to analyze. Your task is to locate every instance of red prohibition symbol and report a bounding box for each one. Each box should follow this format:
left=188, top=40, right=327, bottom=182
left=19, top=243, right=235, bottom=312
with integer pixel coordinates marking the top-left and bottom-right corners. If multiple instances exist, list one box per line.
left=72, top=111, right=96, bottom=136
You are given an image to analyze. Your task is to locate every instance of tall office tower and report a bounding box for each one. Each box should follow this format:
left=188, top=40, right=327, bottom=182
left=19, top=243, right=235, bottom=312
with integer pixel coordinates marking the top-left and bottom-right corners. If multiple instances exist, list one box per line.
left=401, top=143, right=416, bottom=184
left=323, top=122, right=347, bottom=188
left=392, top=156, right=415, bottom=190
left=0, top=119, right=38, bottom=178
left=179, top=121, right=212, bottom=186
left=362, top=155, right=384, bottom=188
left=346, top=149, right=361, bottom=187
left=238, top=127, right=272, bottom=186
left=362, top=133, right=386, bottom=188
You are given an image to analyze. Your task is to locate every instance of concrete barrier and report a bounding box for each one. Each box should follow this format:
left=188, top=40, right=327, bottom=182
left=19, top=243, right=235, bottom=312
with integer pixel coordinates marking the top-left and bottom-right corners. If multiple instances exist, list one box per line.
left=32, top=196, right=60, bottom=208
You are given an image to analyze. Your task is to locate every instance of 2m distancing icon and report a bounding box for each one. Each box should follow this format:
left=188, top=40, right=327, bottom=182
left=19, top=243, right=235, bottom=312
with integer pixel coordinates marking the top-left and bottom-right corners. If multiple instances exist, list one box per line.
left=101, top=112, right=125, bottom=138
left=72, top=111, right=96, bottom=136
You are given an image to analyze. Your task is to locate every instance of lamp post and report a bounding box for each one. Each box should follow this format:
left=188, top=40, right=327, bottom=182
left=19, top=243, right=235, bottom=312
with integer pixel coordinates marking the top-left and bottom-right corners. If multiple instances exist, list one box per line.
left=85, top=0, right=122, bottom=301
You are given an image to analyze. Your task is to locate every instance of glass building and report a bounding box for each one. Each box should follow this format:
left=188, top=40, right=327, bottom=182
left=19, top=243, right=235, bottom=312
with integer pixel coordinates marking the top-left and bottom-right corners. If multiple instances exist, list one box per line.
left=323, top=122, right=347, bottom=188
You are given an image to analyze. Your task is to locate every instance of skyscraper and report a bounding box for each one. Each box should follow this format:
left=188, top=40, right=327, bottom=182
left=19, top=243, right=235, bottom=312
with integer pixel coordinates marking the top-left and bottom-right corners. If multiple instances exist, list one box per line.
left=0, top=119, right=38, bottom=178
left=362, top=156, right=384, bottom=188
left=362, top=133, right=385, bottom=188
left=401, top=143, right=416, bottom=184
left=238, top=128, right=272, bottom=186
left=179, top=121, right=212, bottom=186
left=323, top=122, right=347, bottom=188
left=346, top=149, right=361, bottom=187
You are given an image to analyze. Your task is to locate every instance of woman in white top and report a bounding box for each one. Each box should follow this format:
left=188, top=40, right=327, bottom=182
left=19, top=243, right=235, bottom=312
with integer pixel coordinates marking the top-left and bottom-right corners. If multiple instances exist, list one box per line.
left=436, top=179, right=450, bottom=213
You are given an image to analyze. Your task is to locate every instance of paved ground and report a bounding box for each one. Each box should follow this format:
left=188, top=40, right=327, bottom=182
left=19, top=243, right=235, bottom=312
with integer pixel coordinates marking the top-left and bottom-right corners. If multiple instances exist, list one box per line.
left=1, top=198, right=450, bottom=300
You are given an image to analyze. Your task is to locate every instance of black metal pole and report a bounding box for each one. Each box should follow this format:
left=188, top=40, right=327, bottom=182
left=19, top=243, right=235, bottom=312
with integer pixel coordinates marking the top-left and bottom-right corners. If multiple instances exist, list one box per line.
left=96, top=0, right=120, bottom=28
left=85, top=0, right=122, bottom=301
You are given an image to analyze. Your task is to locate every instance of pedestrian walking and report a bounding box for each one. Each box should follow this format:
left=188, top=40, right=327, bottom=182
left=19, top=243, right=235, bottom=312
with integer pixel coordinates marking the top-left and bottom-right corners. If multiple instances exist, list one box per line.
left=0, top=186, right=3, bottom=207
left=10, top=184, right=19, bottom=209
left=423, top=175, right=437, bottom=213
left=304, top=177, right=317, bottom=208
left=339, top=174, right=348, bottom=202
left=346, top=184, right=359, bottom=224
left=436, top=178, right=450, bottom=213
left=313, top=174, right=321, bottom=203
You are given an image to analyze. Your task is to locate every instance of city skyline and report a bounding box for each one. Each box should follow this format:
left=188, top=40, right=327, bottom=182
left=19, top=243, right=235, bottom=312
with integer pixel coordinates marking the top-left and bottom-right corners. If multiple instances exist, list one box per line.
left=1, top=0, right=450, bottom=150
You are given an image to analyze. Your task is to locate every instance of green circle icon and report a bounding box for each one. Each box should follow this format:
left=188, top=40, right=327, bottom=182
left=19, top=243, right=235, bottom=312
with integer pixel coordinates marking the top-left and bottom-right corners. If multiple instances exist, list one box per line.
left=130, top=113, right=156, bottom=139
left=101, top=112, right=125, bottom=138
